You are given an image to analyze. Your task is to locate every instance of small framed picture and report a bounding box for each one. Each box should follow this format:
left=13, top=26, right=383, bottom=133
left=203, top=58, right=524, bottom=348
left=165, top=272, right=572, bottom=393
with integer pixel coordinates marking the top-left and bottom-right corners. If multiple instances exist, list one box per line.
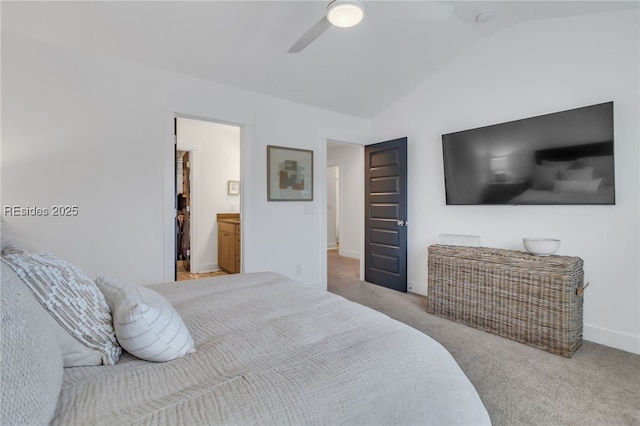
left=267, top=145, right=313, bottom=201
left=228, top=180, right=240, bottom=195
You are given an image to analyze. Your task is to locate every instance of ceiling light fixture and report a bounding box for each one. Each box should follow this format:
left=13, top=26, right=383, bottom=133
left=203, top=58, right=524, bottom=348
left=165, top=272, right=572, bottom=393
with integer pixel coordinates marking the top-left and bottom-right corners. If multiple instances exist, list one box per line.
left=326, top=0, right=365, bottom=28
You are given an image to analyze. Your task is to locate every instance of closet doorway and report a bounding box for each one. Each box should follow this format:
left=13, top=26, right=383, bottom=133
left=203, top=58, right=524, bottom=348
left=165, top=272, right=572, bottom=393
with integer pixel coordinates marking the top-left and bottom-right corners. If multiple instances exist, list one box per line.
left=175, top=117, right=241, bottom=281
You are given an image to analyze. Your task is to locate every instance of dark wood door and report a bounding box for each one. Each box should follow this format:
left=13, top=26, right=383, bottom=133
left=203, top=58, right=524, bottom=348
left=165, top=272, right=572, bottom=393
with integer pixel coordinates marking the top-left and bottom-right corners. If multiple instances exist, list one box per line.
left=364, top=138, right=408, bottom=292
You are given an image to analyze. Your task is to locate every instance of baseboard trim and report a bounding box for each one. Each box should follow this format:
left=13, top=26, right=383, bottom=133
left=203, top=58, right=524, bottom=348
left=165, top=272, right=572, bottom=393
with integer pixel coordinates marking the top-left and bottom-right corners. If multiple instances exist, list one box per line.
left=306, top=280, right=324, bottom=291
left=327, top=243, right=338, bottom=249
left=194, top=262, right=218, bottom=274
left=408, top=280, right=427, bottom=296
left=583, top=324, right=640, bottom=355
left=338, top=249, right=359, bottom=259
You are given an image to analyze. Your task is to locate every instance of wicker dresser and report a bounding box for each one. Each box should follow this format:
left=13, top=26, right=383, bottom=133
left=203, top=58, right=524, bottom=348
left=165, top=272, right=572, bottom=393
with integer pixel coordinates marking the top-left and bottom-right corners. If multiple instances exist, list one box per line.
left=427, top=244, right=584, bottom=357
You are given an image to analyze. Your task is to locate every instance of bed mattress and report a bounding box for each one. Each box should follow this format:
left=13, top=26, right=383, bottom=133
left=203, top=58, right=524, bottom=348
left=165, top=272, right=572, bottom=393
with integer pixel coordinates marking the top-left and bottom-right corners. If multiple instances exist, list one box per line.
left=54, top=272, right=490, bottom=425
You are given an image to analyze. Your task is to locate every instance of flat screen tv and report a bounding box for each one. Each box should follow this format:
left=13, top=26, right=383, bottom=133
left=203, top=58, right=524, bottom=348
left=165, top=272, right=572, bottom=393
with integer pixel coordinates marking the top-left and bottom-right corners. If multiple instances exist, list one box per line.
left=441, top=101, right=615, bottom=205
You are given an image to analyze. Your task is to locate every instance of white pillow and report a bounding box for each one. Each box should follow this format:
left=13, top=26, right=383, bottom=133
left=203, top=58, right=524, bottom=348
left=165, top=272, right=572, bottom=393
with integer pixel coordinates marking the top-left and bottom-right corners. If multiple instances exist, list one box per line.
left=532, top=164, right=568, bottom=190
left=558, top=166, right=594, bottom=181
left=96, top=276, right=195, bottom=362
left=553, top=178, right=603, bottom=194
left=1, top=251, right=121, bottom=366
left=0, top=219, right=48, bottom=255
left=1, top=261, right=63, bottom=425
left=577, top=155, right=615, bottom=186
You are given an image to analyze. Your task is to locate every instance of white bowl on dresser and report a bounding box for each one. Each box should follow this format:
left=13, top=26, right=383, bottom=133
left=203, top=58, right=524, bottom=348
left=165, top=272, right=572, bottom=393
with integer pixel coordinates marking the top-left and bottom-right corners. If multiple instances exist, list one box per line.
left=523, top=238, right=561, bottom=256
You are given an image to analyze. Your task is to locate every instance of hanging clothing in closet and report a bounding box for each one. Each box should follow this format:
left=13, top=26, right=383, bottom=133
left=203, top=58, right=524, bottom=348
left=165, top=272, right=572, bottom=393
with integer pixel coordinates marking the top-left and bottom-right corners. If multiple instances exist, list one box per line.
left=176, top=213, right=190, bottom=262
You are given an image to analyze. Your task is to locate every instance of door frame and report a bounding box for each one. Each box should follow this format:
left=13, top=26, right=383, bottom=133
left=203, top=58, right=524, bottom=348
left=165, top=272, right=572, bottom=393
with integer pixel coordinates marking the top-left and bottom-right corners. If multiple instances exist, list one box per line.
left=163, top=111, right=249, bottom=282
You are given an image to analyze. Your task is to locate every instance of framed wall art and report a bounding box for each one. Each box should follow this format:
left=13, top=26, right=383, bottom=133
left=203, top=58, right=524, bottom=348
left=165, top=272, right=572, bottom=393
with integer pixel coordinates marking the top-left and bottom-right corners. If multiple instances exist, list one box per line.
left=267, top=145, right=313, bottom=201
left=227, top=180, right=240, bottom=195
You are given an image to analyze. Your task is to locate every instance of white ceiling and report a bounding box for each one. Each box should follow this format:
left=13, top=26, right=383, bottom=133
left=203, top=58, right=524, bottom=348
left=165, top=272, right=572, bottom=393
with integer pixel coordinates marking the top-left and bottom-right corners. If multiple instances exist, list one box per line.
left=3, top=1, right=638, bottom=118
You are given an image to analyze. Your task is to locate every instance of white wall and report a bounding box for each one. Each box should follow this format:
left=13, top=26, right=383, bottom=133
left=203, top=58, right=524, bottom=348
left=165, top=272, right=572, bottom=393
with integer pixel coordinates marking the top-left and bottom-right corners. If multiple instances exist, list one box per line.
left=371, top=10, right=639, bottom=354
left=3, top=9, right=637, bottom=355
left=327, top=143, right=363, bottom=260
left=1, top=30, right=371, bottom=289
left=176, top=118, right=240, bottom=273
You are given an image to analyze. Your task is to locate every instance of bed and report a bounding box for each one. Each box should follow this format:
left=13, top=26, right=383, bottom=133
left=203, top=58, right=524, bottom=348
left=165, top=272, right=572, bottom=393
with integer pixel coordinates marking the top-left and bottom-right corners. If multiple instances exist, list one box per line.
left=1, top=247, right=490, bottom=425
left=510, top=141, right=615, bottom=205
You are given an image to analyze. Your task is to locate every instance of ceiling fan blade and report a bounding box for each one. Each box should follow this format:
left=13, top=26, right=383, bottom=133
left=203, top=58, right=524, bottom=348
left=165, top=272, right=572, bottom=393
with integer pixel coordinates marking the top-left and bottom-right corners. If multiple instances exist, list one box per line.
left=288, top=16, right=332, bottom=53
left=369, top=1, right=454, bottom=21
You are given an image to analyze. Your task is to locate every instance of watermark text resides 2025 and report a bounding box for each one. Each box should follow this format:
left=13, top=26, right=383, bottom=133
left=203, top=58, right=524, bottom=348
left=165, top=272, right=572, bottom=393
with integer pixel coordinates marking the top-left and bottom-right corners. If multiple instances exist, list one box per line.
left=3, top=205, right=79, bottom=217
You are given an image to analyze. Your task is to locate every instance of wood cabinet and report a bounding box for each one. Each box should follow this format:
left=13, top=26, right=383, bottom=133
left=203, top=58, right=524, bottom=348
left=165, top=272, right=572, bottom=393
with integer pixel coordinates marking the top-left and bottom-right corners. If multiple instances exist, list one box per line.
left=217, top=214, right=240, bottom=273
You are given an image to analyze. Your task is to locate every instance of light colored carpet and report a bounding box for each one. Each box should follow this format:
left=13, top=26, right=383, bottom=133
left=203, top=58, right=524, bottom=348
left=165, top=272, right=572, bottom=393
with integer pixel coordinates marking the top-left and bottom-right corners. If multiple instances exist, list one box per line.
left=327, top=251, right=640, bottom=426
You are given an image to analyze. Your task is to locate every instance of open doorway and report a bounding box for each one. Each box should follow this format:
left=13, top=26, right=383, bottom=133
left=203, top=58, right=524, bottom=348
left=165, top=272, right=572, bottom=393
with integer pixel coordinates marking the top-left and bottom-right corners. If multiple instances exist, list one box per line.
left=326, top=141, right=364, bottom=286
left=175, top=117, right=241, bottom=281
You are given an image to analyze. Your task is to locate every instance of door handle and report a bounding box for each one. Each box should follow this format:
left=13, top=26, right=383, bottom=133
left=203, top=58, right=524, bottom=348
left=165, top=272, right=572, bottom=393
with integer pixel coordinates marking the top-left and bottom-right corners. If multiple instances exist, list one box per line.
left=397, top=220, right=407, bottom=227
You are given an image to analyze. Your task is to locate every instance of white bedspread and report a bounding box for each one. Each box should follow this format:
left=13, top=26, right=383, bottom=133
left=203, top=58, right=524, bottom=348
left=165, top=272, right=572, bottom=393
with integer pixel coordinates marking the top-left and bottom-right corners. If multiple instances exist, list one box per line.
left=54, top=272, right=490, bottom=425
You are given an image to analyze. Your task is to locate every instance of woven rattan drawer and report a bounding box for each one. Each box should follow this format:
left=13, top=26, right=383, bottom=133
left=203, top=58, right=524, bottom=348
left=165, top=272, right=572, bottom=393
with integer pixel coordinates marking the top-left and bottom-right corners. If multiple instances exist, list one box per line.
left=427, top=244, right=584, bottom=357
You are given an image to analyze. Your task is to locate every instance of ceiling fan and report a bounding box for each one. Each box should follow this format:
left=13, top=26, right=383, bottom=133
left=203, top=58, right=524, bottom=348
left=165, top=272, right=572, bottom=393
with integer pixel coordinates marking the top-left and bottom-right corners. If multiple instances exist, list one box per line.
left=288, top=0, right=455, bottom=53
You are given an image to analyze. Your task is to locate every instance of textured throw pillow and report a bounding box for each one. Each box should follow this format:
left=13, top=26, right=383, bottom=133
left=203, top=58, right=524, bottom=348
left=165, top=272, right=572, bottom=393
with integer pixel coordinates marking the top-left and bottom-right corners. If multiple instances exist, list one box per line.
left=96, top=275, right=195, bottom=362
left=1, top=250, right=121, bottom=365
left=558, top=167, right=594, bottom=181
left=553, top=178, right=603, bottom=194
left=1, top=261, right=63, bottom=425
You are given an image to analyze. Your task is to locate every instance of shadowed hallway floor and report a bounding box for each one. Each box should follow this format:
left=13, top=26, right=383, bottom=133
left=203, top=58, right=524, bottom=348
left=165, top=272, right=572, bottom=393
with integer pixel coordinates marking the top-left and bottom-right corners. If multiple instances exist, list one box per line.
left=176, top=260, right=228, bottom=281
left=327, top=250, right=640, bottom=426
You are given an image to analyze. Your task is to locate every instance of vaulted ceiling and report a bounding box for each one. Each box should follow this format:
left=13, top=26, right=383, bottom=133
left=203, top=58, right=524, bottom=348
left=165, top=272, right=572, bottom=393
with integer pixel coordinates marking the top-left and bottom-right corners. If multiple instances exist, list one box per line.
left=3, top=1, right=637, bottom=118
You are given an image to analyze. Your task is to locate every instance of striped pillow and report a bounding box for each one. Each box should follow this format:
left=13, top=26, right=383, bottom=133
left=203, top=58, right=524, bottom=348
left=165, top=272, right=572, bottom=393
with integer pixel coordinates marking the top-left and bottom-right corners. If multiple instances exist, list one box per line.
left=96, top=276, right=195, bottom=362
